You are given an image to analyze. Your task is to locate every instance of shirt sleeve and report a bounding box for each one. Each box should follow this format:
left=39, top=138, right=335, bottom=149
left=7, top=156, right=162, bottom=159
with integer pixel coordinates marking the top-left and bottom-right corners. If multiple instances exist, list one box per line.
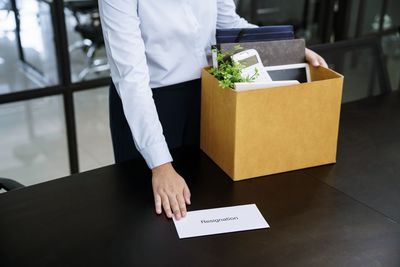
left=98, top=0, right=172, bottom=169
left=217, top=0, right=258, bottom=29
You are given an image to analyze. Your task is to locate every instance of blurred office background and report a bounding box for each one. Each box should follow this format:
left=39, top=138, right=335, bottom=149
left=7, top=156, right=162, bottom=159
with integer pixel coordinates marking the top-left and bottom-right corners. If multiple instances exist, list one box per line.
left=0, top=0, right=399, bottom=188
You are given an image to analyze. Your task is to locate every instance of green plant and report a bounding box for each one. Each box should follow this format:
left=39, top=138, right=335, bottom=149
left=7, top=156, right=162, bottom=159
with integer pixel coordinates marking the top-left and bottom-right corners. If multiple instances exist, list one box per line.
left=209, top=46, right=259, bottom=89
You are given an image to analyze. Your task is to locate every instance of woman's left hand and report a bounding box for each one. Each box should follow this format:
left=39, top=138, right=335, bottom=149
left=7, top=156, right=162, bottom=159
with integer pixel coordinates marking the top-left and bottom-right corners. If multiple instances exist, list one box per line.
left=305, top=48, right=328, bottom=68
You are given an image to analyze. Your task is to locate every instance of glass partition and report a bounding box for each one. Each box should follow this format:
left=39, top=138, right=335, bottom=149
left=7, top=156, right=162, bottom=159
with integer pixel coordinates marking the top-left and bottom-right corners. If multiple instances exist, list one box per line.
left=17, top=0, right=59, bottom=86
left=64, top=0, right=109, bottom=83
left=382, top=33, right=400, bottom=91
left=74, top=86, right=114, bottom=172
left=0, top=0, right=60, bottom=94
left=236, top=0, right=323, bottom=43
left=0, top=96, right=69, bottom=185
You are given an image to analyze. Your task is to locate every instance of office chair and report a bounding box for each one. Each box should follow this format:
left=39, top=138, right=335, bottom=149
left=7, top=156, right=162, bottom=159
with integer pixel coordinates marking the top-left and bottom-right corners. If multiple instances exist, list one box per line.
left=236, top=0, right=308, bottom=31
left=65, top=0, right=109, bottom=80
left=310, top=36, right=392, bottom=103
left=0, top=177, right=24, bottom=192
left=0, top=0, right=12, bottom=22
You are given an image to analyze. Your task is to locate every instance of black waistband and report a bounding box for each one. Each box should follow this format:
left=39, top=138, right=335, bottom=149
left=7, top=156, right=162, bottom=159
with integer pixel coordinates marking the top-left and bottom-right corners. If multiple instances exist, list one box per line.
left=151, top=79, right=201, bottom=92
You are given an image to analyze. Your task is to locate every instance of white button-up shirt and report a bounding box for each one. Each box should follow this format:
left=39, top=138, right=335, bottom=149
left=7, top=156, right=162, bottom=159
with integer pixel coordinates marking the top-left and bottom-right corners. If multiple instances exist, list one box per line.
left=99, top=0, right=255, bottom=168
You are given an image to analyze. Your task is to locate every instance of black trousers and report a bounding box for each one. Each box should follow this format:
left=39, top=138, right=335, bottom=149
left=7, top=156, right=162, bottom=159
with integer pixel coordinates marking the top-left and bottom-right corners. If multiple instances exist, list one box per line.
left=109, top=79, right=201, bottom=163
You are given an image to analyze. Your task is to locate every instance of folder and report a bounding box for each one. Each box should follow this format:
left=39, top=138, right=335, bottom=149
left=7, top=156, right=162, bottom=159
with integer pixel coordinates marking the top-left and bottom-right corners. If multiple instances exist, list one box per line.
left=216, top=25, right=294, bottom=44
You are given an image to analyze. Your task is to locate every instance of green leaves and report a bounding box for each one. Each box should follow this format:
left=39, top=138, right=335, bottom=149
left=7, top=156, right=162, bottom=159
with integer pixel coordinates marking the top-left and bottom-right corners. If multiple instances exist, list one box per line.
left=209, top=47, right=258, bottom=89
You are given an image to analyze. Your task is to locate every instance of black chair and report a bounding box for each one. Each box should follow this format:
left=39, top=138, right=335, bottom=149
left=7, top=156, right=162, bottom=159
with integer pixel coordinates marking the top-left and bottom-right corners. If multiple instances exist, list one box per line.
left=237, top=0, right=309, bottom=31
left=0, top=177, right=24, bottom=192
left=65, top=0, right=109, bottom=80
left=310, top=36, right=392, bottom=103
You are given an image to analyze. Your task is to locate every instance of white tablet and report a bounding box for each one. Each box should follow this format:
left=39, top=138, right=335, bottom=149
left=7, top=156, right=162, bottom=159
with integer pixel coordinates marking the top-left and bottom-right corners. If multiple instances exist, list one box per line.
left=265, top=63, right=311, bottom=83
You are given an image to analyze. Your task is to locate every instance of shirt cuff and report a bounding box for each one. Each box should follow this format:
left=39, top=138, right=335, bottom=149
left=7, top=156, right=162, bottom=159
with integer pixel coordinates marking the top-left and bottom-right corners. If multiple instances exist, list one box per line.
left=139, top=141, right=173, bottom=169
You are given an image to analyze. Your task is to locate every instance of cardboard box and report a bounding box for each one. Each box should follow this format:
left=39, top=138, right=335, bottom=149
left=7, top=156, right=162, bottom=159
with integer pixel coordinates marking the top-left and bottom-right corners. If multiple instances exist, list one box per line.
left=200, top=66, right=344, bottom=181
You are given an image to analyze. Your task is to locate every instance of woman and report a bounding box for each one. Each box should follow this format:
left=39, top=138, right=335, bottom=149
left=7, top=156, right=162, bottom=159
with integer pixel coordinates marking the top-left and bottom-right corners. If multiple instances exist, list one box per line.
left=99, top=0, right=327, bottom=220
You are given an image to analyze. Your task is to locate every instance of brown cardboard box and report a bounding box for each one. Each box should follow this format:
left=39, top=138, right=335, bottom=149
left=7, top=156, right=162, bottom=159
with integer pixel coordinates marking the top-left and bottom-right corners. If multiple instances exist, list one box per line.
left=200, top=66, right=344, bottom=181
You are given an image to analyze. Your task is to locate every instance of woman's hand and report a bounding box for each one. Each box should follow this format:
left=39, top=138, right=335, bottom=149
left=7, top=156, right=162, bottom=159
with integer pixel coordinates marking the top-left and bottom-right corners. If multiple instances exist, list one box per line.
left=305, top=48, right=328, bottom=68
left=152, top=162, right=191, bottom=220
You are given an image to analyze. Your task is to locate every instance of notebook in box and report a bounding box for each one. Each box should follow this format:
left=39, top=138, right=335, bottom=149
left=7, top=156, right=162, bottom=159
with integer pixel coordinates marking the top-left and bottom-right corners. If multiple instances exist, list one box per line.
left=216, top=25, right=294, bottom=44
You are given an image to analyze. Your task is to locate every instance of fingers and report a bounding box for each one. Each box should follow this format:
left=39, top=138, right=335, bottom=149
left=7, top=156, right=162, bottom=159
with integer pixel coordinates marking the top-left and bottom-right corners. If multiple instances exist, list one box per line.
left=183, top=184, right=191, bottom=205
left=318, top=57, right=328, bottom=68
left=161, top=194, right=173, bottom=218
left=305, top=48, right=328, bottom=68
left=168, top=194, right=181, bottom=220
left=176, top=194, right=187, bottom=217
left=151, top=164, right=191, bottom=220
left=310, top=52, right=321, bottom=67
left=313, top=56, right=328, bottom=68
left=305, top=48, right=316, bottom=66
left=158, top=191, right=188, bottom=220
left=154, top=193, right=162, bottom=214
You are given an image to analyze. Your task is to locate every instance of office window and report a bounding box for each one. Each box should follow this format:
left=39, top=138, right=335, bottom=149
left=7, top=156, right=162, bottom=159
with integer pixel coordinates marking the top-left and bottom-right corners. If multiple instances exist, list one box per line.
left=382, top=33, right=400, bottom=91
left=236, top=0, right=324, bottom=43
left=0, top=0, right=60, bottom=95
left=383, top=0, right=400, bottom=91
left=19, top=0, right=59, bottom=85
left=74, top=87, right=114, bottom=172
left=345, top=0, right=399, bottom=38
left=386, top=0, right=400, bottom=27
left=0, top=96, right=69, bottom=186
left=339, top=48, right=385, bottom=103
left=0, top=12, right=38, bottom=95
left=64, top=0, right=110, bottom=83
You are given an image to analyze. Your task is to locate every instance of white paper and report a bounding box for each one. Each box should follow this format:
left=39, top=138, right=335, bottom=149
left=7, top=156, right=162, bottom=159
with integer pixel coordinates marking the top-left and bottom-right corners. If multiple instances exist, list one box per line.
left=173, top=204, right=269, bottom=239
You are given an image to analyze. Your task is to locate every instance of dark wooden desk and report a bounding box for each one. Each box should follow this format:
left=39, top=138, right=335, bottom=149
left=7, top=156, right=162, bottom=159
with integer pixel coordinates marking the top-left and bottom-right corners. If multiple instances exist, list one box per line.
left=1, top=92, right=399, bottom=267
left=304, top=91, right=400, bottom=223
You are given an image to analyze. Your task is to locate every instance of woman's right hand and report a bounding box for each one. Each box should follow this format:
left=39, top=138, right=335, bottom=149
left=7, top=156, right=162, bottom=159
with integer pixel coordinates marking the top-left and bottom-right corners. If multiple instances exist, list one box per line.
left=151, top=162, right=191, bottom=220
